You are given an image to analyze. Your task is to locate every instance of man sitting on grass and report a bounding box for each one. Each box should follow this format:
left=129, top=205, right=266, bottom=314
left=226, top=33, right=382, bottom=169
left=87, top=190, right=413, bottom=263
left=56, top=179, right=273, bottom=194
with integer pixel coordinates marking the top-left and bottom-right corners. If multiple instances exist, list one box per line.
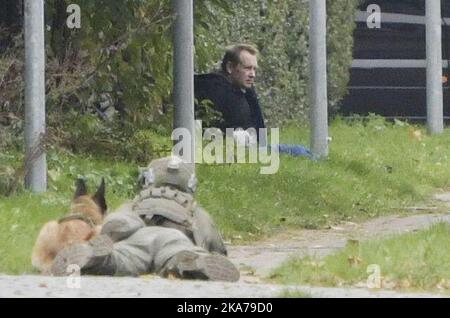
left=195, top=43, right=311, bottom=157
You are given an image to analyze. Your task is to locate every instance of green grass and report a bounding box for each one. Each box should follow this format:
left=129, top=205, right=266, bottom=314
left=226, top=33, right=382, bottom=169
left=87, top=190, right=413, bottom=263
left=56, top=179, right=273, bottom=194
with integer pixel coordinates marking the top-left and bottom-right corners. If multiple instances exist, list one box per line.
left=277, top=290, right=313, bottom=298
left=2, top=116, right=450, bottom=274
left=0, top=149, right=136, bottom=274
left=270, top=222, right=450, bottom=291
left=197, top=116, right=450, bottom=239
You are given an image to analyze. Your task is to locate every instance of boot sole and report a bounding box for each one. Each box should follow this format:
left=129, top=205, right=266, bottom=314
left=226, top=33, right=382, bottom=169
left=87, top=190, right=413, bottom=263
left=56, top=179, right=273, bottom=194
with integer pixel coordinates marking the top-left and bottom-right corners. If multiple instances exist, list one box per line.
left=51, top=243, right=93, bottom=276
left=169, top=251, right=240, bottom=282
left=51, top=235, right=114, bottom=276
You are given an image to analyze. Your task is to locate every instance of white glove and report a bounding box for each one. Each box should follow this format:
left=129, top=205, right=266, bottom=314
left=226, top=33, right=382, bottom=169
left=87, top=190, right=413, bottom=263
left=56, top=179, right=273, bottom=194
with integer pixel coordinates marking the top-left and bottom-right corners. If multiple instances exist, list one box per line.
left=233, top=129, right=257, bottom=147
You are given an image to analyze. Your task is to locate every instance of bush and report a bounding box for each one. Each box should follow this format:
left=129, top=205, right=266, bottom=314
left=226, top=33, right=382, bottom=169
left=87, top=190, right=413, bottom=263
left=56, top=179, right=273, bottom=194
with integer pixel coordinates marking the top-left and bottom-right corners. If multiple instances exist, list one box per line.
left=0, top=165, right=19, bottom=196
left=0, top=113, right=23, bottom=151
left=60, top=111, right=171, bottom=163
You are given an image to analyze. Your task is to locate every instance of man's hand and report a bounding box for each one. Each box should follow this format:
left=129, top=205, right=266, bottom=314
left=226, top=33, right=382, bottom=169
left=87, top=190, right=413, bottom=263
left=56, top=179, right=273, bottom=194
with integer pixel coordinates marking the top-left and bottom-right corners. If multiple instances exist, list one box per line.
left=233, top=129, right=257, bottom=147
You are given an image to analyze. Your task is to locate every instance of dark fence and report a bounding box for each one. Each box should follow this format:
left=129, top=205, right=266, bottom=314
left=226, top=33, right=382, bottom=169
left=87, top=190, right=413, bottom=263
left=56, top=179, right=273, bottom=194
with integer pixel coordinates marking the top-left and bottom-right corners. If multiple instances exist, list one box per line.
left=340, top=0, right=450, bottom=119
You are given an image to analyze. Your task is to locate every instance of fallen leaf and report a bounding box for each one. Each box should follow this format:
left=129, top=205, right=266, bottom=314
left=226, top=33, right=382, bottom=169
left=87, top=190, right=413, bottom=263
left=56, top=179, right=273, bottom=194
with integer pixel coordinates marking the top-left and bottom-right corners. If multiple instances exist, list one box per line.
left=307, top=261, right=325, bottom=269
left=436, top=278, right=450, bottom=290
left=381, top=277, right=397, bottom=289
left=333, top=276, right=345, bottom=287
left=400, top=278, right=412, bottom=289
left=347, top=255, right=362, bottom=267
left=408, top=128, right=422, bottom=141
left=166, top=273, right=178, bottom=280
left=353, top=281, right=367, bottom=288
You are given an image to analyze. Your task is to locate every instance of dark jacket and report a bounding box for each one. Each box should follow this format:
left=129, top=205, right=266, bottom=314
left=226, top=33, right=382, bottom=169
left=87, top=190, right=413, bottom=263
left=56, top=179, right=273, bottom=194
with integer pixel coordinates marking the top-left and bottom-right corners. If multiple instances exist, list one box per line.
left=194, top=73, right=266, bottom=132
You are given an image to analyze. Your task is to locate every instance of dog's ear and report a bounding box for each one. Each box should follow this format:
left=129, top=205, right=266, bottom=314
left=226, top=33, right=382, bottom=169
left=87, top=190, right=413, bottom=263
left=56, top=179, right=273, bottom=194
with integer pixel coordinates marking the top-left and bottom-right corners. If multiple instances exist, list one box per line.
left=74, top=178, right=88, bottom=198
left=93, top=178, right=107, bottom=215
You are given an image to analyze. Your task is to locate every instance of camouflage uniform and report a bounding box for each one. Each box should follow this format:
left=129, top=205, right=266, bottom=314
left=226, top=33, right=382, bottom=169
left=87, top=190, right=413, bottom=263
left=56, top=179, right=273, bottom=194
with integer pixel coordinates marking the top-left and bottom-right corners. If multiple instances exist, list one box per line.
left=51, top=157, right=239, bottom=282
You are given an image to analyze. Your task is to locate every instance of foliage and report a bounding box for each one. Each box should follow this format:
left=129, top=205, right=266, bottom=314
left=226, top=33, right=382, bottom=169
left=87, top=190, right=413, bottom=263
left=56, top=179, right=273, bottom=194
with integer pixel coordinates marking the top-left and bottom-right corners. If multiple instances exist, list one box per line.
left=0, top=113, right=23, bottom=151
left=58, top=111, right=171, bottom=163
left=194, top=98, right=224, bottom=128
left=45, top=0, right=174, bottom=125
left=0, top=30, right=23, bottom=115
left=0, top=165, right=18, bottom=196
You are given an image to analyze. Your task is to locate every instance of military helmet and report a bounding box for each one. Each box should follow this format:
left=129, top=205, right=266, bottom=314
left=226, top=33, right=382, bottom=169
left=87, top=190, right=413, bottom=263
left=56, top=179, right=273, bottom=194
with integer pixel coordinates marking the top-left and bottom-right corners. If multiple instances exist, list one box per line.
left=139, top=156, right=197, bottom=193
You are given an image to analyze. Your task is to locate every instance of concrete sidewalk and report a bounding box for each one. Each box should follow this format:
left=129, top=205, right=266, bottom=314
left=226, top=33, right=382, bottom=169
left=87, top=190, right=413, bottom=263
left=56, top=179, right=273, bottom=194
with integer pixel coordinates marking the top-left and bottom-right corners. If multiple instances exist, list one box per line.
left=0, top=274, right=447, bottom=298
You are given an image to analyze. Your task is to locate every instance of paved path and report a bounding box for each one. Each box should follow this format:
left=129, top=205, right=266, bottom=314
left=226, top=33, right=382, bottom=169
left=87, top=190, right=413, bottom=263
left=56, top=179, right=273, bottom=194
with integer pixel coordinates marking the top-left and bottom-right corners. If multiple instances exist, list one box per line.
left=0, top=274, right=446, bottom=298
left=230, top=213, right=450, bottom=281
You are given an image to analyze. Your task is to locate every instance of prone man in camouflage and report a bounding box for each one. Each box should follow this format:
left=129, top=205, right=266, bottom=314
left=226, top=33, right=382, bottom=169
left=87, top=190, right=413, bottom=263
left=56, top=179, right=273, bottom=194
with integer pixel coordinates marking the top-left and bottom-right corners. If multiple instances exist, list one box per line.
left=51, top=156, right=240, bottom=282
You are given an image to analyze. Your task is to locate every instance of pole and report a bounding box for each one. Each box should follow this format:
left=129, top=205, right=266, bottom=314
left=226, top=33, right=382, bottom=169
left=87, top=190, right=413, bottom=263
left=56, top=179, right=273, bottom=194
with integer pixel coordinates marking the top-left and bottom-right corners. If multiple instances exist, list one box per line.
left=173, top=0, right=195, bottom=164
left=309, top=0, right=329, bottom=158
left=24, top=0, right=47, bottom=192
left=426, top=0, right=444, bottom=134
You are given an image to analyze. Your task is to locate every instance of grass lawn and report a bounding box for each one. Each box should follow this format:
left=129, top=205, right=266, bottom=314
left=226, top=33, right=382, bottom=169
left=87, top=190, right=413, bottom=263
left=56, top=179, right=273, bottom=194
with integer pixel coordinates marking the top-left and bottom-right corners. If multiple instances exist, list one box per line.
left=2, top=116, right=450, bottom=274
left=196, top=116, right=450, bottom=238
left=0, top=150, right=137, bottom=274
left=270, top=222, right=450, bottom=292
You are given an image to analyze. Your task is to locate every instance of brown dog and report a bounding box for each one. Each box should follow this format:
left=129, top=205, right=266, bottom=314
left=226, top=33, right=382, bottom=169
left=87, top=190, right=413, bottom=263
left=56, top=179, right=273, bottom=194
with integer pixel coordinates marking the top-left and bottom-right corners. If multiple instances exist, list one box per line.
left=31, top=178, right=107, bottom=274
